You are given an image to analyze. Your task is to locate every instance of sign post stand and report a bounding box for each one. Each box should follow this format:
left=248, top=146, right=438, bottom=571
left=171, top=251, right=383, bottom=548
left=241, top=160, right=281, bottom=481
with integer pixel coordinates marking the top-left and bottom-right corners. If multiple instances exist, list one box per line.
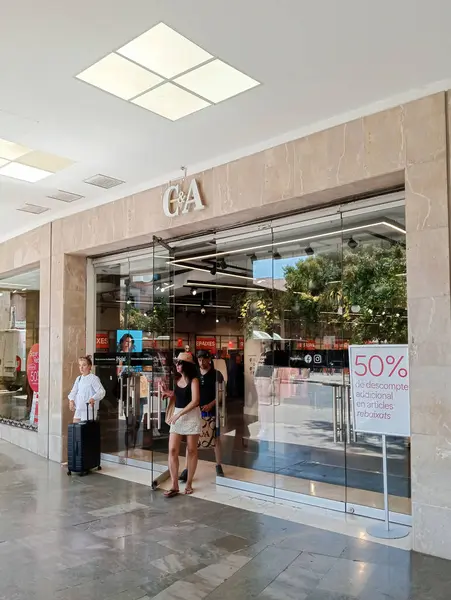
left=366, top=434, right=409, bottom=539
left=348, top=344, right=411, bottom=540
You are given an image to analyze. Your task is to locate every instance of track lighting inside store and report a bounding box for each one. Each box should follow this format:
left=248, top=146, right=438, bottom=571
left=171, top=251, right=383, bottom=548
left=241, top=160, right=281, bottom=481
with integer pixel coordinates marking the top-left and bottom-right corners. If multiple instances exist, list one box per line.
left=249, top=253, right=257, bottom=262
left=168, top=220, right=406, bottom=264
left=185, top=280, right=263, bottom=292
left=217, top=258, right=227, bottom=270
left=305, top=246, right=314, bottom=256
left=191, top=287, right=197, bottom=296
left=174, top=261, right=254, bottom=281
left=348, top=237, right=358, bottom=250
left=273, top=251, right=282, bottom=260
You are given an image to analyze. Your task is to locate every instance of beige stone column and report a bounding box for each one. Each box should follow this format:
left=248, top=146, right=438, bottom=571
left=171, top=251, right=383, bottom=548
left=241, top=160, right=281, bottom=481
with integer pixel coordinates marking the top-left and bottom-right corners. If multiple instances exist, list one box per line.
left=48, top=254, right=86, bottom=461
left=404, top=93, right=451, bottom=558
left=0, top=293, right=11, bottom=330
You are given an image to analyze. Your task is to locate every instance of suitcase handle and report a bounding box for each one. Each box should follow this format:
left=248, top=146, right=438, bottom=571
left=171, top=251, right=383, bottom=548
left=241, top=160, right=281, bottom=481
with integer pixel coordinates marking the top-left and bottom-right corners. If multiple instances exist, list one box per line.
left=86, top=402, right=96, bottom=421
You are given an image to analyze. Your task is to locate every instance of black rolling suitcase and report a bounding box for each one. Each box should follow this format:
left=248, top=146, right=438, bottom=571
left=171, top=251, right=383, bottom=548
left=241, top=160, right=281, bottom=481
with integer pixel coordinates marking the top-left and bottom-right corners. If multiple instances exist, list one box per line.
left=67, top=403, right=101, bottom=476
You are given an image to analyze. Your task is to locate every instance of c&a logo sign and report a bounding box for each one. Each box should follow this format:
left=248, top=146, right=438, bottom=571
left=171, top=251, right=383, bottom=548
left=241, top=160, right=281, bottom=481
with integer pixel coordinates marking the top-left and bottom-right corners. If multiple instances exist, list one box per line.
left=162, top=178, right=205, bottom=218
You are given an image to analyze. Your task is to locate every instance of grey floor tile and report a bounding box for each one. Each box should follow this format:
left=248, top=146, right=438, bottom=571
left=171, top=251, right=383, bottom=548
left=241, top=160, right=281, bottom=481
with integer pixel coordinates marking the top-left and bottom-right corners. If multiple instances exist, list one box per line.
left=211, top=534, right=250, bottom=553
left=304, top=592, right=357, bottom=600
left=340, top=537, right=411, bottom=568
left=109, top=589, right=149, bottom=600
left=150, top=552, right=206, bottom=574
left=315, top=558, right=377, bottom=597
left=204, top=545, right=301, bottom=599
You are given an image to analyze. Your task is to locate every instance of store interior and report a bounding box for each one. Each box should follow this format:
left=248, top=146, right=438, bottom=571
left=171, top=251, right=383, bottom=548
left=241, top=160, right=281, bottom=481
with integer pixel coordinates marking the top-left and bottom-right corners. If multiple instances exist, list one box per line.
left=94, top=194, right=411, bottom=519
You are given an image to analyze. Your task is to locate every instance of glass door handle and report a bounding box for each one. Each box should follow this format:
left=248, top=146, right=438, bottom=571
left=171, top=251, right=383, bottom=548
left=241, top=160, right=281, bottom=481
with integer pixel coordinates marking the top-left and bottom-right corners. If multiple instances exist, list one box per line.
left=125, top=378, right=130, bottom=418
left=147, top=385, right=152, bottom=429
left=119, top=376, right=124, bottom=417
left=332, top=387, right=338, bottom=443
left=215, top=382, right=220, bottom=429
left=157, top=383, right=162, bottom=430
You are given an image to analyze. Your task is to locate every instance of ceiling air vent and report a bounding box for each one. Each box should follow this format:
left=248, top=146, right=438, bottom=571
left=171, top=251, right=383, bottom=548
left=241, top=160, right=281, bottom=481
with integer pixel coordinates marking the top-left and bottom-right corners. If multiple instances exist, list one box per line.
left=47, top=190, right=84, bottom=203
left=83, top=174, right=125, bottom=189
left=17, top=204, right=49, bottom=215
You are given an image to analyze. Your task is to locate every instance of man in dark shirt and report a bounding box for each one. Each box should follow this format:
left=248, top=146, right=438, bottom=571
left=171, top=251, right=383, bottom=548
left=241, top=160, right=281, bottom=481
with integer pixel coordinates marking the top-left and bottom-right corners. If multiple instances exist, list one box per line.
left=179, top=350, right=225, bottom=481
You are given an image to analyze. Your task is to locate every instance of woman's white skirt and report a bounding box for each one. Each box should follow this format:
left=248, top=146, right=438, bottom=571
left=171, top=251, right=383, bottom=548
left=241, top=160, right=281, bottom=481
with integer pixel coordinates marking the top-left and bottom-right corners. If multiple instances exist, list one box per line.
left=170, top=407, right=202, bottom=436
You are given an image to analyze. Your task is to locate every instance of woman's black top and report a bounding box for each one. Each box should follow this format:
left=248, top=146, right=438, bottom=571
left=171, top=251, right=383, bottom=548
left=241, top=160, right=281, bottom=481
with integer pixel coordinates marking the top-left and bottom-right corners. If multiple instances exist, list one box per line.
left=175, top=381, right=193, bottom=409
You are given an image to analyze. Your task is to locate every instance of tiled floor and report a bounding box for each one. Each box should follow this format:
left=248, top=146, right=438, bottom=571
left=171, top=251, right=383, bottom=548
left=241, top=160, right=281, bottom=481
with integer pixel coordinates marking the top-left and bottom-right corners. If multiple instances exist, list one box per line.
left=99, top=460, right=412, bottom=551
left=0, top=440, right=448, bottom=600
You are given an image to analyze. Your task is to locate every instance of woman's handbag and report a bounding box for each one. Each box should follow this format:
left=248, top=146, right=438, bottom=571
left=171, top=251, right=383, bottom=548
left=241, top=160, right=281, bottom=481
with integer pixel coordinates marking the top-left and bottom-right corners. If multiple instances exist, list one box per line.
left=198, top=416, right=216, bottom=448
left=165, top=400, right=175, bottom=425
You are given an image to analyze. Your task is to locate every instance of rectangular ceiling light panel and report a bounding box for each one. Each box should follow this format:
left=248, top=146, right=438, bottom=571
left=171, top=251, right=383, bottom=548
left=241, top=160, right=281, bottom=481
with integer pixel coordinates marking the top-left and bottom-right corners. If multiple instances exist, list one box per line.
left=0, top=138, right=30, bottom=160
left=133, top=82, right=210, bottom=121
left=76, top=53, right=163, bottom=100
left=118, top=22, right=212, bottom=79
left=0, top=162, right=52, bottom=182
left=16, top=151, right=74, bottom=172
left=175, top=59, right=260, bottom=103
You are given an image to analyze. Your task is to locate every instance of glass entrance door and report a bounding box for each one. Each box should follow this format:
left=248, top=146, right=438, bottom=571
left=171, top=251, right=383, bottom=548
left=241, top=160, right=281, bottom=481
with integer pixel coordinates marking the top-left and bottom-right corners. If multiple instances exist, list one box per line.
left=148, top=237, right=175, bottom=485
left=94, top=243, right=174, bottom=476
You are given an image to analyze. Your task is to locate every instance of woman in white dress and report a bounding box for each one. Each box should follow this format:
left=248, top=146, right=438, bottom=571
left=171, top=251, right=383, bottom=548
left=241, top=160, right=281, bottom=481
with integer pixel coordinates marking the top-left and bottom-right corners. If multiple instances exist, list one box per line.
left=163, top=352, right=201, bottom=497
left=68, top=356, right=106, bottom=422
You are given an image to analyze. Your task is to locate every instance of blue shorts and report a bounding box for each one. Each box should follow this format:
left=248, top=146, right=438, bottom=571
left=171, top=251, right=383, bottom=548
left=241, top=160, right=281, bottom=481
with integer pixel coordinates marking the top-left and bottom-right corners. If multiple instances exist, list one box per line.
left=201, top=411, right=220, bottom=437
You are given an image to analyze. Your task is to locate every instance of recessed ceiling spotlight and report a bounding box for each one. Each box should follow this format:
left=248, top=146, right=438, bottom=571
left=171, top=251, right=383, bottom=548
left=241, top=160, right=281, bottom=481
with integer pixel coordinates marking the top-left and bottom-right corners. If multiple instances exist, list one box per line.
left=348, top=237, right=358, bottom=250
left=0, top=163, right=52, bottom=183
left=175, top=59, right=260, bottom=104
left=117, top=22, right=213, bottom=79
left=305, top=246, right=315, bottom=256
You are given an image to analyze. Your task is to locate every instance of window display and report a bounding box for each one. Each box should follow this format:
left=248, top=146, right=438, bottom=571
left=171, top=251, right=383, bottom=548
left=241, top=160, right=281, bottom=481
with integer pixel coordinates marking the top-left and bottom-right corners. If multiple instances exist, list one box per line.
left=0, top=269, right=40, bottom=429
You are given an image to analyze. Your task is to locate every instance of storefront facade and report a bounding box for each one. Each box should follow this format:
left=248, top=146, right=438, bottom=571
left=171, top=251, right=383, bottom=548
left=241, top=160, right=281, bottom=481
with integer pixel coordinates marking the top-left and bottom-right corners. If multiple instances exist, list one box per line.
left=0, top=91, right=449, bottom=558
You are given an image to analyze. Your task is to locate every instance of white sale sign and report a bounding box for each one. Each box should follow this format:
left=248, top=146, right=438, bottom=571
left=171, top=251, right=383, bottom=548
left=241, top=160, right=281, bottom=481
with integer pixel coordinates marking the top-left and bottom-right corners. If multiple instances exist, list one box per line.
left=349, top=345, right=410, bottom=437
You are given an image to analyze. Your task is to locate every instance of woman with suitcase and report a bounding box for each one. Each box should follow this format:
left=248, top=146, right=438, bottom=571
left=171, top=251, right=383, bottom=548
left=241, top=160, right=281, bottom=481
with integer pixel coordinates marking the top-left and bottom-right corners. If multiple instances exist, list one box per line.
left=69, top=356, right=106, bottom=422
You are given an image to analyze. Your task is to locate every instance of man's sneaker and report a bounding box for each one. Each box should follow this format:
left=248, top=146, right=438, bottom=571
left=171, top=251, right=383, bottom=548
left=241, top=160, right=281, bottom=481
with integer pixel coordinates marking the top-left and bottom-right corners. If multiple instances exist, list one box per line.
left=179, top=469, right=188, bottom=482
left=216, top=464, right=225, bottom=477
